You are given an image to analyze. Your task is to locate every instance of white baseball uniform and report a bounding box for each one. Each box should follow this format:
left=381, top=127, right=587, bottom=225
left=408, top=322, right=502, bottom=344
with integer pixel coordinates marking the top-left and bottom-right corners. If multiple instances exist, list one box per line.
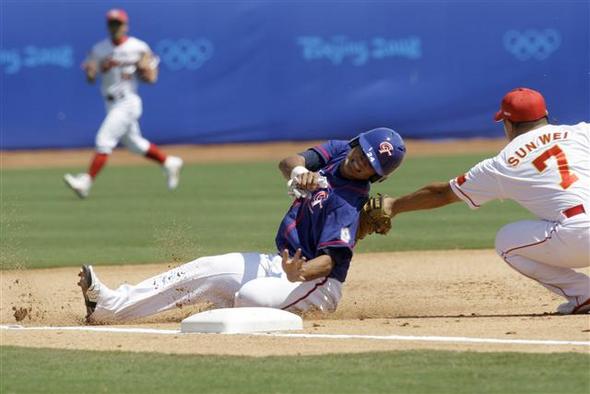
left=449, top=122, right=590, bottom=308
left=88, top=253, right=342, bottom=322
left=87, top=37, right=153, bottom=155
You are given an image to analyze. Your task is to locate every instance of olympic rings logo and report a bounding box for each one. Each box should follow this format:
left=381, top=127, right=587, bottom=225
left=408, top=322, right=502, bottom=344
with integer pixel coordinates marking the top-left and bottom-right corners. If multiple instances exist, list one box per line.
left=503, top=29, right=561, bottom=61
left=155, top=38, right=214, bottom=71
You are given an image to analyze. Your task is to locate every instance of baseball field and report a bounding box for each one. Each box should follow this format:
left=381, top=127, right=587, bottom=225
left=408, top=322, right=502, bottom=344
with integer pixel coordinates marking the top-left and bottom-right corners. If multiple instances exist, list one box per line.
left=1, top=140, right=589, bottom=393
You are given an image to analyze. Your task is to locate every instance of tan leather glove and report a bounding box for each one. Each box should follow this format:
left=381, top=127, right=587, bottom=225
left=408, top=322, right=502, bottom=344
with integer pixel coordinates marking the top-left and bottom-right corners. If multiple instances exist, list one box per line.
left=356, top=193, right=392, bottom=241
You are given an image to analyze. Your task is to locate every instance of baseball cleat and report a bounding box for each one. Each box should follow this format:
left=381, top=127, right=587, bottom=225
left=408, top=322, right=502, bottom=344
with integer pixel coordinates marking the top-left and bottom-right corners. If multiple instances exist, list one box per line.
left=163, top=156, right=183, bottom=190
left=78, top=265, right=100, bottom=320
left=556, top=298, right=590, bottom=315
left=64, top=173, right=92, bottom=199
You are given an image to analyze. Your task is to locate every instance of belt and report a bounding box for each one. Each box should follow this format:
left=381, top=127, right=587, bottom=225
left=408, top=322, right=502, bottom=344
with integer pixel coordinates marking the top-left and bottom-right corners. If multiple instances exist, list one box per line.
left=563, top=204, right=586, bottom=218
left=106, top=92, right=125, bottom=102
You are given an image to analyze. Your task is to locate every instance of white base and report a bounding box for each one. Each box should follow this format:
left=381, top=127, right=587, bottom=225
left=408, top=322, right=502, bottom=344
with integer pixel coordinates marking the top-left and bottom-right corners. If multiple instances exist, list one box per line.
left=180, top=307, right=303, bottom=334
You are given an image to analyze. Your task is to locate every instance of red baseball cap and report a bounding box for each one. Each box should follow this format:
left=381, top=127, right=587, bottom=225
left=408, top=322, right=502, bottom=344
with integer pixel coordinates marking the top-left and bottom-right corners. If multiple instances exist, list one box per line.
left=106, top=9, right=128, bottom=23
left=494, top=87, right=548, bottom=122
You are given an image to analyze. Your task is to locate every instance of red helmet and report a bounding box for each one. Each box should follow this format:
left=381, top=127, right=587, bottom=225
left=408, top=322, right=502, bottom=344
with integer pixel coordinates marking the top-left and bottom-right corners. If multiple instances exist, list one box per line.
left=106, top=9, right=128, bottom=23
left=494, top=87, right=548, bottom=122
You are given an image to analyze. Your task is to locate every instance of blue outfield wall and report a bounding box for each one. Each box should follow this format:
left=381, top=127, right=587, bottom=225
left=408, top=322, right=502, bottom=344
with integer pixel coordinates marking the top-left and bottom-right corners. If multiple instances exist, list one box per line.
left=1, top=1, right=589, bottom=149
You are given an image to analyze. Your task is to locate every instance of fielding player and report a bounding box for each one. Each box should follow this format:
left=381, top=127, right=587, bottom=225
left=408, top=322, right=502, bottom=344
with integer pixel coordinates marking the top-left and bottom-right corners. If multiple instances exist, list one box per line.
left=77, top=128, right=406, bottom=323
left=379, top=88, right=589, bottom=314
left=64, top=9, right=182, bottom=199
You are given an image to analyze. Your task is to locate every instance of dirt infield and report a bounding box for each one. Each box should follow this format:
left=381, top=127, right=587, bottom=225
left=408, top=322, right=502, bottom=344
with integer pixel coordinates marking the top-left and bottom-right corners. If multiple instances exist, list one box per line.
left=2, top=141, right=589, bottom=356
left=2, top=251, right=589, bottom=355
left=1, top=139, right=507, bottom=169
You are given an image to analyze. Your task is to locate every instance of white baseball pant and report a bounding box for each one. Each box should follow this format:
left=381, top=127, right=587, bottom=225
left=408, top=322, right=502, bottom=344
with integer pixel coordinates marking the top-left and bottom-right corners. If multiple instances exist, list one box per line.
left=495, top=215, right=590, bottom=305
left=95, top=93, right=150, bottom=155
left=90, top=252, right=342, bottom=323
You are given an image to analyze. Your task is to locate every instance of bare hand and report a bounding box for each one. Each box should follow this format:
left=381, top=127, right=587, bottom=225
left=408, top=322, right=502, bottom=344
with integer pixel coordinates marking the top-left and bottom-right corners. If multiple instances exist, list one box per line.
left=82, top=60, right=98, bottom=82
left=136, top=52, right=158, bottom=83
left=281, top=248, right=307, bottom=282
left=136, top=52, right=151, bottom=70
left=295, top=172, right=320, bottom=192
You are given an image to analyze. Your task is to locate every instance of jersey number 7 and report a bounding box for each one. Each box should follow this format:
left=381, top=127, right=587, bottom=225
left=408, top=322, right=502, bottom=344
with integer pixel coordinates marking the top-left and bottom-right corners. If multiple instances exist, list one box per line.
left=532, top=145, right=579, bottom=189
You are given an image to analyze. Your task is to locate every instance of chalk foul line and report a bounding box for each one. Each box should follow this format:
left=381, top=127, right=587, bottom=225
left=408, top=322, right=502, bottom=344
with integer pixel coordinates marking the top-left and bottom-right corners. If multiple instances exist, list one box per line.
left=2, top=325, right=589, bottom=347
left=1, top=325, right=179, bottom=335
left=250, top=332, right=590, bottom=346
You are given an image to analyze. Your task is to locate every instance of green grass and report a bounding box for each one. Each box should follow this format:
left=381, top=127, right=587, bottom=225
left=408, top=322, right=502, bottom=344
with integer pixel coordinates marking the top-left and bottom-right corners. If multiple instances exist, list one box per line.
left=0, top=154, right=533, bottom=269
left=1, top=346, right=588, bottom=394
left=1, top=156, right=585, bottom=393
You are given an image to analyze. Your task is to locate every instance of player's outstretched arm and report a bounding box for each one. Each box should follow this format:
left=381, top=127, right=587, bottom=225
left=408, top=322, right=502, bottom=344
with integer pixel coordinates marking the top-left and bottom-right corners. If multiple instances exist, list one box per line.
left=385, top=181, right=461, bottom=217
left=281, top=249, right=334, bottom=282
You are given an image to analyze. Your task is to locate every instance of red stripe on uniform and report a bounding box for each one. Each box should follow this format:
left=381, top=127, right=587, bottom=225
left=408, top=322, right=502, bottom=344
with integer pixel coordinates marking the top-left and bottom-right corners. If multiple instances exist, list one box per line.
left=456, top=174, right=467, bottom=186
left=314, top=146, right=331, bottom=162
left=454, top=185, right=480, bottom=208
left=282, top=277, right=329, bottom=310
left=283, top=201, right=304, bottom=239
left=502, top=224, right=557, bottom=256
left=500, top=224, right=570, bottom=298
left=502, top=255, right=570, bottom=298
left=573, top=298, right=590, bottom=313
left=563, top=204, right=585, bottom=218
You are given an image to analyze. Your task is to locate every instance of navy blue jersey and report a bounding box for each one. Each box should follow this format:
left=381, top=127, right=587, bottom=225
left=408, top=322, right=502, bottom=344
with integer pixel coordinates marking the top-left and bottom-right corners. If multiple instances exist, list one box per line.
left=275, top=140, right=370, bottom=282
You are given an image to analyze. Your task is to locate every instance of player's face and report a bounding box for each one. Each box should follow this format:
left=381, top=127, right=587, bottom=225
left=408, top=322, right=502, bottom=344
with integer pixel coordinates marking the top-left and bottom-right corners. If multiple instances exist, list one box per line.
left=107, top=20, right=128, bottom=39
left=341, top=146, right=376, bottom=181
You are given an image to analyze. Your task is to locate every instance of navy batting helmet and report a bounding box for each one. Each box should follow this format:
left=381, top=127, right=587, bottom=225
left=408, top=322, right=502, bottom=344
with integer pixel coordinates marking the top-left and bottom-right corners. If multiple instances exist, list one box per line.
left=350, top=127, right=406, bottom=182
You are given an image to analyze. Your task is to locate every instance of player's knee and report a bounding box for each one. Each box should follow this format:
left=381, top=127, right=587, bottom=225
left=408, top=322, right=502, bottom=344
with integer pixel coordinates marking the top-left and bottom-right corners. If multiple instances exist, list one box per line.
left=123, top=138, right=149, bottom=155
left=234, top=278, right=285, bottom=308
left=95, top=136, right=115, bottom=155
left=234, top=285, right=272, bottom=308
left=233, top=290, right=259, bottom=307
left=95, top=146, right=113, bottom=155
left=494, top=224, right=513, bottom=256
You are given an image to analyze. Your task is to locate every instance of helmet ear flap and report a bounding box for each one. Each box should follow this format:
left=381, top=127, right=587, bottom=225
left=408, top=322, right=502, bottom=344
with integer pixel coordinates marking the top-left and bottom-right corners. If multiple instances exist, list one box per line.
left=351, top=136, right=379, bottom=182
left=369, top=174, right=385, bottom=183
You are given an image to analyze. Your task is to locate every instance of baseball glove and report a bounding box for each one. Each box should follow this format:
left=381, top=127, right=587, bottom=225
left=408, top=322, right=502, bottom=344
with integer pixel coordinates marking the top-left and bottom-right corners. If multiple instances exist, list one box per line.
left=356, top=193, right=392, bottom=240
left=136, top=52, right=159, bottom=82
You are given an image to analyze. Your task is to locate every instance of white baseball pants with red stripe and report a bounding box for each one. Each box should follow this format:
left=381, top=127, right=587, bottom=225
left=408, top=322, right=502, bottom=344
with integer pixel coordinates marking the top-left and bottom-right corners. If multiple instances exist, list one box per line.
left=90, top=252, right=342, bottom=323
left=495, top=216, right=590, bottom=306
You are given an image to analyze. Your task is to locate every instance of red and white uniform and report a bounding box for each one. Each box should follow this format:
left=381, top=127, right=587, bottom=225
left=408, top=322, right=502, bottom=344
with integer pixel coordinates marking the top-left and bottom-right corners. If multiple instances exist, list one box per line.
left=87, top=37, right=153, bottom=155
left=64, top=9, right=181, bottom=199
left=450, top=122, right=590, bottom=306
